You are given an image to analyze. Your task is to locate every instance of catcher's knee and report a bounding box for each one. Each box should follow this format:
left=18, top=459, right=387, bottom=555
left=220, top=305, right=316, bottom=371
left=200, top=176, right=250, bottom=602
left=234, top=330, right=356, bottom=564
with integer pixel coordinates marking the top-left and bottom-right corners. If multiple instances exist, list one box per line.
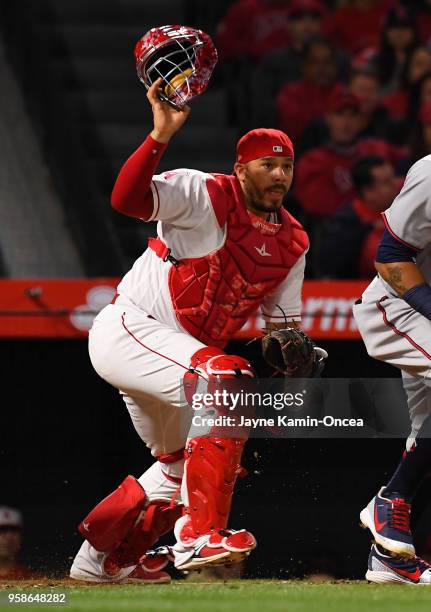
left=183, top=347, right=255, bottom=419
left=188, top=347, right=255, bottom=379
left=184, top=347, right=254, bottom=400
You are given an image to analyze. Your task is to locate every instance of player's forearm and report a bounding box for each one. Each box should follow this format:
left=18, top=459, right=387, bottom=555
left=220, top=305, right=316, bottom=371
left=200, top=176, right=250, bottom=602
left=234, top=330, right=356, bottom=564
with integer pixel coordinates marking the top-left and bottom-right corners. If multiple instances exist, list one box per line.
left=111, top=134, right=167, bottom=219
left=376, top=261, right=431, bottom=320
left=375, top=261, right=426, bottom=297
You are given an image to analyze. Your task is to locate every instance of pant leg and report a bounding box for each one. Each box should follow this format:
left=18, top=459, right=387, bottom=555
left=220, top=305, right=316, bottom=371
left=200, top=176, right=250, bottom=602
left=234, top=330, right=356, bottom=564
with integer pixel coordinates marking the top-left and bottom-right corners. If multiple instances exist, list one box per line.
left=121, top=392, right=189, bottom=457
left=89, top=302, right=200, bottom=491
left=88, top=302, right=206, bottom=407
left=72, top=302, right=205, bottom=578
left=353, top=280, right=431, bottom=378
left=403, top=372, right=431, bottom=451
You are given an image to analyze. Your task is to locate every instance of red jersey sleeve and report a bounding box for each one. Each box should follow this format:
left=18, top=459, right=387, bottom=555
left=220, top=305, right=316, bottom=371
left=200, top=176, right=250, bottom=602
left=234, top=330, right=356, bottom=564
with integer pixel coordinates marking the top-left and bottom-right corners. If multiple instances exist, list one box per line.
left=111, top=134, right=167, bottom=220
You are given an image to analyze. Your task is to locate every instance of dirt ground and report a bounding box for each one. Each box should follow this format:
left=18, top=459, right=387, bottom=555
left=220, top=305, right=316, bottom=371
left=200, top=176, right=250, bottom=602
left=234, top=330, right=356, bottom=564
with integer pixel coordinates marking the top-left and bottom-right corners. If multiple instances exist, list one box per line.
left=0, top=577, right=117, bottom=590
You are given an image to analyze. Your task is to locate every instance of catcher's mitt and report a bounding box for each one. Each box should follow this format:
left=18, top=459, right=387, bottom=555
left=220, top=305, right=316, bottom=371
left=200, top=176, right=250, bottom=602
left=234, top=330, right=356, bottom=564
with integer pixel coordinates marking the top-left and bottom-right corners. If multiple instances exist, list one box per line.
left=261, top=328, right=327, bottom=378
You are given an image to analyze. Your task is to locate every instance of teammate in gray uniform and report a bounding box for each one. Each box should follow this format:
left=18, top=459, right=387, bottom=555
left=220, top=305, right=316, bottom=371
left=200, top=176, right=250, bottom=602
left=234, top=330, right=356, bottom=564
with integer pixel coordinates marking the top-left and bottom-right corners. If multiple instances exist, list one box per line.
left=353, top=155, right=431, bottom=584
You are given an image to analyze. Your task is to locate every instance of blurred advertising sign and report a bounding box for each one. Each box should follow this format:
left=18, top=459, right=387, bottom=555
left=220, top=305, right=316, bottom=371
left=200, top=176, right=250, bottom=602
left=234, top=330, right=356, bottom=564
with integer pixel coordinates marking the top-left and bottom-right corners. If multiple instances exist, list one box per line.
left=0, top=279, right=368, bottom=339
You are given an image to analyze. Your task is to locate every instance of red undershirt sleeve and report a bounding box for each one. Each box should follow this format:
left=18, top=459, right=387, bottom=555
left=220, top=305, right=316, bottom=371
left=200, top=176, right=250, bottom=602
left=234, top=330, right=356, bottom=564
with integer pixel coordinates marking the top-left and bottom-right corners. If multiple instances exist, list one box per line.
left=111, top=134, right=168, bottom=220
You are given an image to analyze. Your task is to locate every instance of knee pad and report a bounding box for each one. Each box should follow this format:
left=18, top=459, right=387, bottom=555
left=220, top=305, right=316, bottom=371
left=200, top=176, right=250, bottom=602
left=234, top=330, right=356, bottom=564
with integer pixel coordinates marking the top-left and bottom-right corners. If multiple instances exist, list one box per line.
left=184, top=346, right=255, bottom=406
left=188, top=347, right=255, bottom=379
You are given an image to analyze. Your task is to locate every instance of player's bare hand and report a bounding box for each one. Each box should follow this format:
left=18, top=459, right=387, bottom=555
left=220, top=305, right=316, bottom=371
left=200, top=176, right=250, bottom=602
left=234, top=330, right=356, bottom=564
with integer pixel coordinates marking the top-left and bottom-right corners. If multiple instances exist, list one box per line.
left=147, top=78, right=191, bottom=144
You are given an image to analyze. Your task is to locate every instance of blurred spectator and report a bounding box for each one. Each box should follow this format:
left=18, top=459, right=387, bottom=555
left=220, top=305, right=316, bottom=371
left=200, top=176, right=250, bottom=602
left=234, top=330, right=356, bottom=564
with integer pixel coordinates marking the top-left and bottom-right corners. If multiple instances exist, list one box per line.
left=216, top=0, right=292, bottom=61
left=324, top=0, right=394, bottom=56
left=0, top=507, right=43, bottom=580
left=407, top=46, right=431, bottom=88
left=371, top=6, right=419, bottom=94
left=294, top=89, right=402, bottom=218
left=301, top=68, right=390, bottom=151
left=317, top=156, right=399, bottom=278
left=383, top=47, right=431, bottom=121
left=384, top=66, right=431, bottom=147
left=349, top=69, right=391, bottom=138
left=216, top=0, right=293, bottom=128
left=276, top=38, right=342, bottom=144
left=252, top=0, right=328, bottom=124
left=397, top=101, right=431, bottom=173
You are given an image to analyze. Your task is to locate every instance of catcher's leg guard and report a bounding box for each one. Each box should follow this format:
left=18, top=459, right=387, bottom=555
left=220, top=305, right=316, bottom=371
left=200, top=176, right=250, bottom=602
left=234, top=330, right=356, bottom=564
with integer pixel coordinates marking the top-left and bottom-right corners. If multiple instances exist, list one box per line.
left=173, top=348, right=257, bottom=569
left=75, top=470, right=183, bottom=578
left=180, top=437, right=246, bottom=541
left=104, top=498, right=182, bottom=575
left=78, top=475, right=146, bottom=553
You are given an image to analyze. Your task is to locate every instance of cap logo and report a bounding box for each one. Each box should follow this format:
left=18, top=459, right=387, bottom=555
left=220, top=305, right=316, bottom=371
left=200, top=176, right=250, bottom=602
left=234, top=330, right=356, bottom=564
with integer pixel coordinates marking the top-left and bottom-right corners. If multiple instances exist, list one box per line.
left=273, top=145, right=283, bottom=152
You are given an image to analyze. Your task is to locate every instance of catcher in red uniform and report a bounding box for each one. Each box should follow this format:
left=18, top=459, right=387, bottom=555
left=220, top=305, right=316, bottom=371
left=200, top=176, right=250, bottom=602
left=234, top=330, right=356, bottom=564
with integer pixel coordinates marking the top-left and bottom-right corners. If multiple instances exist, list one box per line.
left=70, top=25, right=325, bottom=584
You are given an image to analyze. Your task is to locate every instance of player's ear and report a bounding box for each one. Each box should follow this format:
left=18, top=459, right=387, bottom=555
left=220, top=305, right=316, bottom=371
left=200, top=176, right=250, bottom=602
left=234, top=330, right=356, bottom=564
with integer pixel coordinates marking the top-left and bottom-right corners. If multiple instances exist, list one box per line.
left=234, top=162, right=246, bottom=181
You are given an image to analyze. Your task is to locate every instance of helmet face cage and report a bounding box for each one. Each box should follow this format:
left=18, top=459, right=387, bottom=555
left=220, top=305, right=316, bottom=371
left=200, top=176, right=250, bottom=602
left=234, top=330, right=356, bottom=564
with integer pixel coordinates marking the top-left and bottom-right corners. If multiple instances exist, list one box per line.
left=145, top=37, right=203, bottom=108
left=135, top=26, right=218, bottom=109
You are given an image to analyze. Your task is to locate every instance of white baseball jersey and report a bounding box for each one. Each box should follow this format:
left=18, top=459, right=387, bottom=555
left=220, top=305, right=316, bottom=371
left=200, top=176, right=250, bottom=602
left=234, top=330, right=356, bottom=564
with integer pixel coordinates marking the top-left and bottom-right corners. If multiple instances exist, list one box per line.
left=118, top=168, right=306, bottom=331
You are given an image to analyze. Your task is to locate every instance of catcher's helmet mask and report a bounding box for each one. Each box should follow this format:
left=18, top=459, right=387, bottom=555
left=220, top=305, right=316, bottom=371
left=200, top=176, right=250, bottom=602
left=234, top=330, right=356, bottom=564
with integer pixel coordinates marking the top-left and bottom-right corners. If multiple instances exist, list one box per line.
left=135, top=26, right=218, bottom=110
left=146, top=38, right=202, bottom=108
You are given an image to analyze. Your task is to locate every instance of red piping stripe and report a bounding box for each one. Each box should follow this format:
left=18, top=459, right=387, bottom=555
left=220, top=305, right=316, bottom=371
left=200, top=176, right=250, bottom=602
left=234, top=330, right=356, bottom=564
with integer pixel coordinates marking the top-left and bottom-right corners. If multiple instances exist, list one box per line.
left=120, top=312, right=207, bottom=380
left=377, top=297, right=431, bottom=360
left=382, top=213, right=420, bottom=252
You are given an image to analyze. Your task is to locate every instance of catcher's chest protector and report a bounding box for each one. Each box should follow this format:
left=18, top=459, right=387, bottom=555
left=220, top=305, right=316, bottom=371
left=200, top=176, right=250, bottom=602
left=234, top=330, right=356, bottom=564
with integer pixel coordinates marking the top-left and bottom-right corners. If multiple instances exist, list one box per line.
left=155, top=175, right=308, bottom=346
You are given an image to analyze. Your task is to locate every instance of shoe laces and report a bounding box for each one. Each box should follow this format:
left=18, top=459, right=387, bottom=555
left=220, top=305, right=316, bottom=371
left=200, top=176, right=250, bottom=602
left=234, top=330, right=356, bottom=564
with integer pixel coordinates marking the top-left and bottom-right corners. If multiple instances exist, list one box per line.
left=389, top=498, right=411, bottom=533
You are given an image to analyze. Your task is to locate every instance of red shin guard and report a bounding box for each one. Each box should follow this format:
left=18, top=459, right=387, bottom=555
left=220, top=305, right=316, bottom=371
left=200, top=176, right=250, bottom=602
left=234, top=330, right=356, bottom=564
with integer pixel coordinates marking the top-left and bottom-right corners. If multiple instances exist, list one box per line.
left=104, top=500, right=183, bottom=575
left=78, top=476, right=146, bottom=552
left=180, top=349, right=254, bottom=543
left=180, top=437, right=246, bottom=543
left=78, top=475, right=183, bottom=575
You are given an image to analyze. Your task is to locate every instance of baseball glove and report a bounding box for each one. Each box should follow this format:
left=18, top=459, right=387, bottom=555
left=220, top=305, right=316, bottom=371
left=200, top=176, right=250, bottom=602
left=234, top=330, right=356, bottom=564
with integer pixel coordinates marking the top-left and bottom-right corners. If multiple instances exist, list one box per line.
left=261, top=328, right=327, bottom=378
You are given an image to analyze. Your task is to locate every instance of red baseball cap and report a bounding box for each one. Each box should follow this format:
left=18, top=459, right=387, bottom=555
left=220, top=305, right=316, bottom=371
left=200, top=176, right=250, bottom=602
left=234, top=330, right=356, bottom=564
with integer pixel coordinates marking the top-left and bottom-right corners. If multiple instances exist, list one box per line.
left=327, top=90, right=360, bottom=113
left=236, top=128, right=294, bottom=164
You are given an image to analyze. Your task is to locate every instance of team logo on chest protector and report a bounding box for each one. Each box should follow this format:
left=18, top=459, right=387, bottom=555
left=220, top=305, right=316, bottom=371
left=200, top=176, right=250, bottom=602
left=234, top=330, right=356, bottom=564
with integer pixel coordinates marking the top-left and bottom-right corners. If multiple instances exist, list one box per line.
left=254, top=243, right=271, bottom=257
left=166, top=175, right=308, bottom=347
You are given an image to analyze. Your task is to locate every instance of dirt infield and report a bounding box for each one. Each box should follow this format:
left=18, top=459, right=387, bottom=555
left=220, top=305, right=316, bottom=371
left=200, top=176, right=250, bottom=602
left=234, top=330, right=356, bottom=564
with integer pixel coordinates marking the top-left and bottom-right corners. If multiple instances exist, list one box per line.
left=0, top=577, right=120, bottom=590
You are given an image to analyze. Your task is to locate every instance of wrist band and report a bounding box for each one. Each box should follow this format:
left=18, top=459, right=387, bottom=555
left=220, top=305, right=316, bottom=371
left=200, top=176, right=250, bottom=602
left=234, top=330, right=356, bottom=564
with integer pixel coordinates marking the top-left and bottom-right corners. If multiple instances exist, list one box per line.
left=403, top=283, right=431, bottom=320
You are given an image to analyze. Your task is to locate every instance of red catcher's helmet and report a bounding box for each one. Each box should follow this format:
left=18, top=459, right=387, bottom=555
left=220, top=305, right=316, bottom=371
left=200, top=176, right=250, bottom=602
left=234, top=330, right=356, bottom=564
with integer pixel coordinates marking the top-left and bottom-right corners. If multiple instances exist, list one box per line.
left=135, top=25, right=218, bottom=109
